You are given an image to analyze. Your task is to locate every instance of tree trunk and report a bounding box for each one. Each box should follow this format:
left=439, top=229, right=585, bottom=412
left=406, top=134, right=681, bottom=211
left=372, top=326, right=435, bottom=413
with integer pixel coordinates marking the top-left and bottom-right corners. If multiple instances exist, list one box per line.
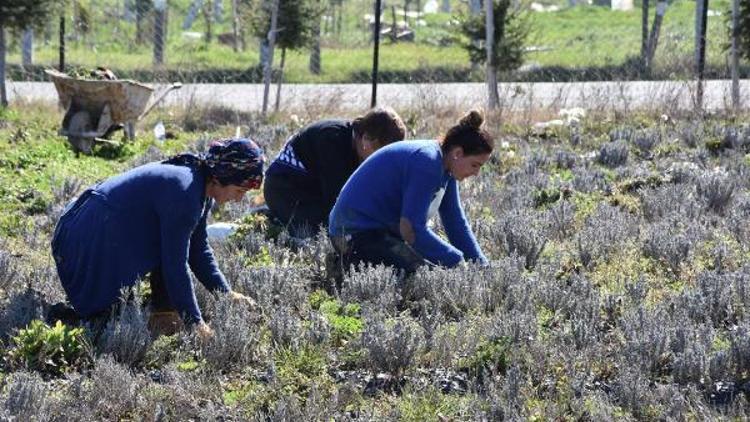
left=274, top=48, right=286, bottom=112
left=231, top=0, right=240, bottom=52
left=262, top=0, right=280, bottom=115
left=154, top=3, right=166, bottom=66
left=645, top=0, right=667, bottom=73
left=136, top=1, right=144, bottom=44
left=731, top=0, right=740, bottom=110
left=260, top=39, right=270, bottom=69
left=309, top=16, right=322, bottom=74
left=203, top=0, right=214, bottom=43
left=442, top=0, right=452, bottom=13
left=0, top=24, right=7, bottom=107
left=485, top=0, right=499, bottom=109
left=641, top=0, right=649, bottom=66
left=22, top=28, right=33, bottom=69
left=390, top=6, right=397, bottom=42
left=72, top=1, right=80, bottom=41
left=337, top=4, right=343, bottom=35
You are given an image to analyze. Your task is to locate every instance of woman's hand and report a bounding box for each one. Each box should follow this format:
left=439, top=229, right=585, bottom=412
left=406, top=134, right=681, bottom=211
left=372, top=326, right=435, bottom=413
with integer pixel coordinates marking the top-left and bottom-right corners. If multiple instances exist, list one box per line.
left=195, top=321, right=214, bottom=340
left=229, top=290, right=258, bottom=311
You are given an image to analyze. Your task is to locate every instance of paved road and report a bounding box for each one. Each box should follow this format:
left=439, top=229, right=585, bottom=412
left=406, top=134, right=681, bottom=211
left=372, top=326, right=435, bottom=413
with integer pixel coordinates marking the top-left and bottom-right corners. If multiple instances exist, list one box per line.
left=7, top=80, right=750, bottom=112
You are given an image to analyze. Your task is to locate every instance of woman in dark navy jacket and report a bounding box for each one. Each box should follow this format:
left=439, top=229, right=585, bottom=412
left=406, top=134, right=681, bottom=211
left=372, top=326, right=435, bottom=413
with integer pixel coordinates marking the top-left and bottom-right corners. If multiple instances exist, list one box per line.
left=51, top=139, right=263, bottom=337
left=264, top=107, right=406, bottom=237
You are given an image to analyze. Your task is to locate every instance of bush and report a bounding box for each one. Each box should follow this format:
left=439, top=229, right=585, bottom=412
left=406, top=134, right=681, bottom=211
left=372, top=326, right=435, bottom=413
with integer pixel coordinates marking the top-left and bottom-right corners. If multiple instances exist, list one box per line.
left=696, top=171, right=735, bottom=214
left=496, top=209, right=548, bottom=270
left=361, top=312, right=424, bottom=377
left=0, top=288, right=44, bottom=340
left=7, top=320, right=89, bottom=375
left=575, top=203, right=638, bottom=269
left=340, top=264, right=401, bottom=314
left=96, top=300, right=151, bottom=366
left=642, top=220, right=699, bottom=275
left=200, top=295, right=262, bottom=370
left=597, top=141, right=629, bottom=168
left=0, top=246, right=17, bottom=293
left=1, top=372, right=50, bottom=421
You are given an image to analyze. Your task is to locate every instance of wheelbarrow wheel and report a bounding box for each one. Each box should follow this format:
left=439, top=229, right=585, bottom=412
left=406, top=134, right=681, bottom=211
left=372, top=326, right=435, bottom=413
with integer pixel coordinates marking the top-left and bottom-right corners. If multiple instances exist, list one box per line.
left=67, top=111, right=94, bottom=154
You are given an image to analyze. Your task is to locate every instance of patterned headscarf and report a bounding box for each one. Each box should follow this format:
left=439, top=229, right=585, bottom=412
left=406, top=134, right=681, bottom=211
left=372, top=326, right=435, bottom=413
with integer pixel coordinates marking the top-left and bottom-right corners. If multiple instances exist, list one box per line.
left=163, top=138, right=265, bottom=189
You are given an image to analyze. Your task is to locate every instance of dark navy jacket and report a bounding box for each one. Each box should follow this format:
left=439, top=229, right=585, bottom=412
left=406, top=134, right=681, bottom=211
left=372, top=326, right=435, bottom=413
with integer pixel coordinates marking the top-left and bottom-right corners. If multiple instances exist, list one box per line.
left=52, top=162, right=229, bottom=323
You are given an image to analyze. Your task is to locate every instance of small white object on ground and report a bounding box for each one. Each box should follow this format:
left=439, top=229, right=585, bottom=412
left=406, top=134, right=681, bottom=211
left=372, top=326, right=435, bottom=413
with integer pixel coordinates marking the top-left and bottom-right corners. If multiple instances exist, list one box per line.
left=207, top=222, right=240, bottom=241
left=154, top=121, right=166, bottom=142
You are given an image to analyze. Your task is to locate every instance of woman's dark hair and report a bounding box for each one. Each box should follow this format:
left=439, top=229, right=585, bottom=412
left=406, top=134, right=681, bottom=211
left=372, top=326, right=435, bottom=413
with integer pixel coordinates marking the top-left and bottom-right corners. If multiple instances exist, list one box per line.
left=352, top=106, right=407, bottom=146
left=441, top=109, right=494, bottom=156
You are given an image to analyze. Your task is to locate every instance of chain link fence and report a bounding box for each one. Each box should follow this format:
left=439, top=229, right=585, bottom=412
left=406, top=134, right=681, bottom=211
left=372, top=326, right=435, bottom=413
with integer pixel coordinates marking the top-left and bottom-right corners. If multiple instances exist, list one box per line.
left=3, top=0, right=747, bottom=112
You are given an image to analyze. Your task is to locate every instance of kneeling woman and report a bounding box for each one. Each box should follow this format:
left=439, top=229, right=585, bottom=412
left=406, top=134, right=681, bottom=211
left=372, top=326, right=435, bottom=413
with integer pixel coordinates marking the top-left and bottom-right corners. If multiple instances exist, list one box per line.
left=329, top=110, right=492, bottom=273
left=51, top=139, right=262, bottom=336
left=264, top=107, right=406, bottom=237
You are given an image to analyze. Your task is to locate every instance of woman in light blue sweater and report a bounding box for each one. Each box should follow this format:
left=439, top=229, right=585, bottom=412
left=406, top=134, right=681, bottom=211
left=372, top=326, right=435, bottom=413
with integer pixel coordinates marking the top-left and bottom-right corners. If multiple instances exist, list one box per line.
left=329, top=109, right=493, bottom=273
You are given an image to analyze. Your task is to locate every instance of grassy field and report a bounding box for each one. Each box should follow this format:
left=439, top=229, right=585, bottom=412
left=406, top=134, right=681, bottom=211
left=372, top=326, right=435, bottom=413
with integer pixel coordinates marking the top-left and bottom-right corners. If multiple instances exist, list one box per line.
left=3, top=100, right=750, bottom=419
left=4, top=0, right=740, bottom=83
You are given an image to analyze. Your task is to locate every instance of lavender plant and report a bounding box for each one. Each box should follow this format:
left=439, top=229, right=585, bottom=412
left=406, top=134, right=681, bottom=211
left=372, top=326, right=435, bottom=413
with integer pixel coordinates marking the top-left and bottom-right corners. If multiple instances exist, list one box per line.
left=495, top=209, right=548, bottom=270
left=360, top=312, right=424, bottom=377
left=696, top=170, right=735, bottom=214
left=575, top=203, right=638, bottom=268
left=597, top=141, right=629, bottom=168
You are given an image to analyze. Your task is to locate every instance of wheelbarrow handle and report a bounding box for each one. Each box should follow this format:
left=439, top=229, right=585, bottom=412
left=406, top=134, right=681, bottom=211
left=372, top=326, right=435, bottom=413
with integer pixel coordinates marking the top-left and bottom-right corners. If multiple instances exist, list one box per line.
left=139, top=82, right=183, bottom=120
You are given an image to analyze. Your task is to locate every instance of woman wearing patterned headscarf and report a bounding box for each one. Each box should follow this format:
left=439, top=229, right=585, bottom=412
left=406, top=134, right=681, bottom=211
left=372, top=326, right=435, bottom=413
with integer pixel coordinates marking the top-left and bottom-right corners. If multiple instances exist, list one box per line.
left=51, top=139, right=264, bottom=338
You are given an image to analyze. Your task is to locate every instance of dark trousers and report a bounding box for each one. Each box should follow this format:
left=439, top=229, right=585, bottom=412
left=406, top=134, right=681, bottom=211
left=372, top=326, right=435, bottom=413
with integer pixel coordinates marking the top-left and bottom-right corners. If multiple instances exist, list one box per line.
left=147, top=268, right=174, bottom=312
left=264, top=171, right=328, bottom=238
left=331, top=230, right=430, bottom=276
left=47, top=267, right=174, bottom=327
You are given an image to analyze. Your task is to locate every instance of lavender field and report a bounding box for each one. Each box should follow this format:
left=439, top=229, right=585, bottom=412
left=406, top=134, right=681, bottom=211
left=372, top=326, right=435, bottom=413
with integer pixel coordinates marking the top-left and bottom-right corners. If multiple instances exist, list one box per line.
left=2, top=103, right=750, bottom=420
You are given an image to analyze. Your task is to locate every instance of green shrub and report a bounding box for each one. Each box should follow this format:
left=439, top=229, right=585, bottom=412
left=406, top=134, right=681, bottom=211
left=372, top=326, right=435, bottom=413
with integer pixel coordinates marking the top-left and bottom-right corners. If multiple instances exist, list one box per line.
left=310, top=291, right=363, bottom=346
left=460, top=337, right=511, bottom=378
left=6, top=320, right=89, bottom=375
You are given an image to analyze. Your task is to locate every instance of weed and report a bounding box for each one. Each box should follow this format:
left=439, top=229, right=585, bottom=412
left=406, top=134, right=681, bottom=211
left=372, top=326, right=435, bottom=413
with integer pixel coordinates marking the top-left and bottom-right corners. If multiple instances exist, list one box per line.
left=6, top=320, right=89, bottom=376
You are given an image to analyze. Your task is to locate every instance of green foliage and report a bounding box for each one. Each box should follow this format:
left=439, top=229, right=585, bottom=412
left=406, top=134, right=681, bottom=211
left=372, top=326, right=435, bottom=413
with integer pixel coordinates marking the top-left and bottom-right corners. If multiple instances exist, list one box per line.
left=0, top=0, right=61, bottom=31
left=233, top=213, right=283, bottom=241
left=460, top=336, right=511, bottom=377
left=244, top=246, right=275, bottom=268
left=143, top=334, right=180, bottom=369
left=457, top=0, right=530, bottom=72
left=248, top=0, right=323, bottom=52
left=737, top=0, right=750, bottom=61
left=6, top=320, right=89, bottom=376
left=310, top=290, right=362, bottom=345
left=274, top=345, right=332, bottom=398
left=397, top=386, right=476, bottom=421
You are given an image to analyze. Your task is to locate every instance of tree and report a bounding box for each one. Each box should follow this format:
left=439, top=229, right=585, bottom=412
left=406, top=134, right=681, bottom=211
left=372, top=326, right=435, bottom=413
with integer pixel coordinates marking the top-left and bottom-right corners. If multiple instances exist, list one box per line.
left=0, top=0, right=60, bottom=107
left=737, top=0, right=750, bottom=61
left=135, top=0, right=152, bottom=45
left=459, top=0, right=529, bottom=73
left=250, top=0, right=322, bottom=111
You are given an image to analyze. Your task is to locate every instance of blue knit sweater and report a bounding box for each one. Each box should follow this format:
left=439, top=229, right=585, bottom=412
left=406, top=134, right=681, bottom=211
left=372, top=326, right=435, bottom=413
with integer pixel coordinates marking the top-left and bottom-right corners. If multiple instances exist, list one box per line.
left=329, top=140, right=487, bottom=267
left=51, top=162, right=229, bottom=323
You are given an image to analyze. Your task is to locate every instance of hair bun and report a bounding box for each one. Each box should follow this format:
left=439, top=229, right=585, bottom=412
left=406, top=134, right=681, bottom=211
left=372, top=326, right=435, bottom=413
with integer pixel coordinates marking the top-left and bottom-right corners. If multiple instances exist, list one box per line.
left=459, top=109, right=484, bottom=130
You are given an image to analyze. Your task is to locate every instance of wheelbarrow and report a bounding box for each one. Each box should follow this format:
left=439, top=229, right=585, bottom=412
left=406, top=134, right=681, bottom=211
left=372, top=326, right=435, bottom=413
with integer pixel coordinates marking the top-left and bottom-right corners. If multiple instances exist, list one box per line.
left=45, top=69, right=182, bottom=154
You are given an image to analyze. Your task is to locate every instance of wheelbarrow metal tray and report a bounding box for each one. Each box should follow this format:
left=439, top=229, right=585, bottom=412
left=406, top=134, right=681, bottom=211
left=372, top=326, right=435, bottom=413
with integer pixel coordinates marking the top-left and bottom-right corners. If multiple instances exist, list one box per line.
left=45, top=69, right=154, bottom=123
